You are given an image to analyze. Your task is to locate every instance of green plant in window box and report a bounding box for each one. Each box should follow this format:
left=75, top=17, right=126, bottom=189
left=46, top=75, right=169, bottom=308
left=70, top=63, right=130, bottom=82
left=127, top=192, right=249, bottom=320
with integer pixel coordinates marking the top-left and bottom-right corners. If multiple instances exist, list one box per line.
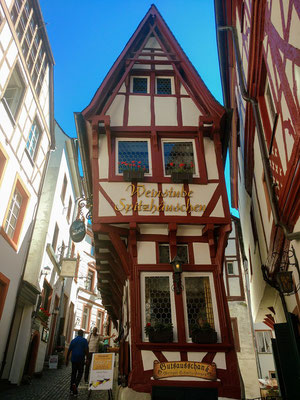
left=169, top=162, right=194, bottom=183
left=191, top=322, right=217, bottom=344
left=120, top=161, right=145, bottom=182
left=144, top=321, right=173, bottom=343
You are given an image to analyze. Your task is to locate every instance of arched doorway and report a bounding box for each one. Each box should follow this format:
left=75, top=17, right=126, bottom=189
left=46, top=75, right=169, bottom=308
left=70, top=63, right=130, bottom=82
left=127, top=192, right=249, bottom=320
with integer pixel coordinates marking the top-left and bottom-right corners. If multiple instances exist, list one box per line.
left=26, top=331, right=40, bottom=376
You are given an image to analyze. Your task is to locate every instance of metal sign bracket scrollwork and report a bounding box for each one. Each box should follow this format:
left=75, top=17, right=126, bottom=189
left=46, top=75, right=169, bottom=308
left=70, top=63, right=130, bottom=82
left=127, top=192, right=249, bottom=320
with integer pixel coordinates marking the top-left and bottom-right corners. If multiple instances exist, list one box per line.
left=78, top=195, right=93, bottom=222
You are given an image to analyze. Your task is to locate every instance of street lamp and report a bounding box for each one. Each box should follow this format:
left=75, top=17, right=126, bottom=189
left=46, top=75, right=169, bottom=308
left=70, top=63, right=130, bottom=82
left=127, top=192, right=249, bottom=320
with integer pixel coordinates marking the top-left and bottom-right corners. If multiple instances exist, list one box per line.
left=171, top=255, right=183, bottom=295
left=40, top=266, right=51, bottom=278
left=262, top=246, right=300, bottom=295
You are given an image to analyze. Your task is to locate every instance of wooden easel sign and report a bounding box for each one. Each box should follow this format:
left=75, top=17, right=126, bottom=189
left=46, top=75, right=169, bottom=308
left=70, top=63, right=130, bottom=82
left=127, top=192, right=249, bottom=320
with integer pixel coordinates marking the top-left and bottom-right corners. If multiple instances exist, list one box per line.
left=88, top=353, right=115, bottom=391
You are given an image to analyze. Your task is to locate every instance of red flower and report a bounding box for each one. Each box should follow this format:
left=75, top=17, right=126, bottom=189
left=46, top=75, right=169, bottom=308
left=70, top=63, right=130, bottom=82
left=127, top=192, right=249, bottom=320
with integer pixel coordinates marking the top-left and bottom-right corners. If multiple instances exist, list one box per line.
left=138, top=165, right=141, bottom=168
left=169, top=162, right=174, bottom=167
left=179, top=163, right=185, bottom=168
left=190, top=162, right=194, bottom=167
left=138, top=161, right=141, bottom=164
left=146, top=322, right=151, bottom=327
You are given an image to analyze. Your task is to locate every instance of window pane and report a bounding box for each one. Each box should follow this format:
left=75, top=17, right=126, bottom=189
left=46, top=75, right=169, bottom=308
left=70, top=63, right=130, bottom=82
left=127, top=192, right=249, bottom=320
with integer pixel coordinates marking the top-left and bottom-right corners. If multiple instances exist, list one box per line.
left=163, top=142, right=195, bottom=175
left=177, top=245, right=189, bottom=264
left=185, top=277, right=214, bottom=336
left=157, top=78, right=171, bottom=94
left=158, top=244, right=170, bottom=263
left=227, top=262, right=234, bottom=275
left=5, top=189, right=22, bottom=239
left=26, top=121, right=40, bottom=158
left=133, top=77, right=147, bottom=93
left=145, top=276, right=172, bottom=325
left=3, top=66, right=25, bottom=117
left=118, top=141, right=149, bottom=173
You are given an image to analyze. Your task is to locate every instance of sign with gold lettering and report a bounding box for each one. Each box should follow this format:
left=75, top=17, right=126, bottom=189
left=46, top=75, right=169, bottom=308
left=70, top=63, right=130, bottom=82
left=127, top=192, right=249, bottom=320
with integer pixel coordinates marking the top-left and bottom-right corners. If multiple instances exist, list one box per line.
left=114, top=184, right=206, bottom=214
left=89, top=353, right=115, bottom=391
left=153, top=360, right=217, bottom=381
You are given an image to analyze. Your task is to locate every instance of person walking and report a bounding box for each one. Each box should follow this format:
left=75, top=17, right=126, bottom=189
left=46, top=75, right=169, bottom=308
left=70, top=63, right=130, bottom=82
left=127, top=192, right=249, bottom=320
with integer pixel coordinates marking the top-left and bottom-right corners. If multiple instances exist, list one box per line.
left=84, top=327, right=115, bottom=383
left=66, top=329, right=89, bottom=396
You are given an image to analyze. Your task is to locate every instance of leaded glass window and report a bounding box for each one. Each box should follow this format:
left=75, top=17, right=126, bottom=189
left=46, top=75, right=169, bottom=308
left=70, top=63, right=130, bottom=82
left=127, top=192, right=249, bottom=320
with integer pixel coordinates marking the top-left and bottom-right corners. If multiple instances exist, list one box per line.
left=26, top=120, right=40, bottom=159
left=177, top=244, right=189, bottom=264
left=163, top=141, right=195, bottom=175
left=133, top=77, right=148, bottom=93
left=144, top=276, right=172, bottom=326
left=184, top=276, right=214, bottom=337
left=159, top=244, right=170, bottom=263
left=156, top=78, right=171, bottom=94
left=117, top=140, right=150, bottom=173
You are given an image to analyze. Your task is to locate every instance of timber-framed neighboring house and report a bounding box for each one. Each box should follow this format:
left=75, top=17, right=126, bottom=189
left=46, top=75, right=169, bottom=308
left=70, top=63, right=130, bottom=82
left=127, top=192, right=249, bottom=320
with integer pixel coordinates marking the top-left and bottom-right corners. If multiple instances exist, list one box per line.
left=76, top=5, right=241, bottom=399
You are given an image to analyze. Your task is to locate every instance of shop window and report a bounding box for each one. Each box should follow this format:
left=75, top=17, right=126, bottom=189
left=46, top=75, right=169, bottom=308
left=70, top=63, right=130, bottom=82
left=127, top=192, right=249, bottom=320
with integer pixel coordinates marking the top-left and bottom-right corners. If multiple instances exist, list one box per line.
left=132, top=77, right=148, bottom=93
left=256, top=330, right=272, bottom=353
left=0, top=272, right=10, bottom=320
left=2, top=64, right=25, bottom=120
left=156, top=78, right=172, bottom=94
left=2, top=177, right=29, bottom=248
left=60, top=174, right=67, bottom=204
left=162, top=140, right=197, bottom=176
left=183, top=275, right=215, bottom=339
left=116, top=139, right=150, bottom=174
left=81, top=306, right=90, bottom=331
left=26, top=120, right=41, bottom=160
left=141, top=273, right=176, bottom=341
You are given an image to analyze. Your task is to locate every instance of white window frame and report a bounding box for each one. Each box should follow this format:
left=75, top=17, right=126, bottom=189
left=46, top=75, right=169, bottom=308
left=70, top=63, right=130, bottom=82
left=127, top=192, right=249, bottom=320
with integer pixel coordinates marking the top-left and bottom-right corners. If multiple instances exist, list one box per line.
left=130, top=76, right=150, bottom=94
left=256, top=330, right=273, bottom=353
left=140, top=271, right=177, bottom=342
left=82, top=306, right=90, bottom=331
left=2, top=64, right=26, bottom=121
left=155, top=76, right=174, bottom=95
left=161, top=138, right=199, bottom=177
left=116, top=138, right=152, bottom=176
left=182, top=272, right=220, bottom=343
left=26, top=119, right=41, bottom=160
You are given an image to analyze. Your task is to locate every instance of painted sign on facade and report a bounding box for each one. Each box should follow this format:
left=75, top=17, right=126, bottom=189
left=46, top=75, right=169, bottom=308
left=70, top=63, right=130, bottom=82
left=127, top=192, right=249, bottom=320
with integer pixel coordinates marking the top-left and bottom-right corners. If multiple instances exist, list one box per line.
left=89, top=353, right=115, bottom=390
left=153, top=360, right=217, bottom=380
left=69, top=219, right=86, bottom=242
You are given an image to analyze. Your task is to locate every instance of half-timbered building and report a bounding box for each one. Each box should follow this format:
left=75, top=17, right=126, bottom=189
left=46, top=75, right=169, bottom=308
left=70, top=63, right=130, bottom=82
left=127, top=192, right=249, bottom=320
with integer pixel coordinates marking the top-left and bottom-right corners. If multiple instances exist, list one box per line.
left=215, top=0, right=300, bottom=398
left=76, top=5, right=241, bottom=399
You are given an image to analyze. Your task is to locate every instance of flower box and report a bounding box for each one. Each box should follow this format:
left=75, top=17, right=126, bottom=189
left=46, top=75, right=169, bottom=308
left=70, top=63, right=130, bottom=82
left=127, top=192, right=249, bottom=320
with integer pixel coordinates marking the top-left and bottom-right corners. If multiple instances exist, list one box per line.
left=123, top=170, right=145, bottom=182
left=149, top=330, right=173, bottom=343
left=191, top=330, right=217, bottom=344
left=171, top=171, right=193, bottom=183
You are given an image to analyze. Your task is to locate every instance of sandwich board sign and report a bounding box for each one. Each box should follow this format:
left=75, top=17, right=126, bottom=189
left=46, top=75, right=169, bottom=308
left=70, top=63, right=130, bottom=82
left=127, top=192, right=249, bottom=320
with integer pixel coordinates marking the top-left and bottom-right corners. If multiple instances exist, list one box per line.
left=49, top=354, right=58, bottom=369
left=89, top=353, right=115, bottom=391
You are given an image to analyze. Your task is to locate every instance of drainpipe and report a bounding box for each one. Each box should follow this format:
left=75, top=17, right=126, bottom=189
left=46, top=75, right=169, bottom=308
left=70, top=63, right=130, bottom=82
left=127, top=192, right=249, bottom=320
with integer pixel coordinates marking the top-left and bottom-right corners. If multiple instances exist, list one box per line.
left=218, top=25, right=300, bottom=242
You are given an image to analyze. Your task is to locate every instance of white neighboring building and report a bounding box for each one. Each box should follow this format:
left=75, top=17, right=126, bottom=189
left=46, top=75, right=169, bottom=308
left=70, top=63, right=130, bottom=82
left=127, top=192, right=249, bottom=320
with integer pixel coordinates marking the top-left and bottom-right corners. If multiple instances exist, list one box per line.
left=0, top=0, right=54, bottom=382
left=223, top=218, right=260, bottom=399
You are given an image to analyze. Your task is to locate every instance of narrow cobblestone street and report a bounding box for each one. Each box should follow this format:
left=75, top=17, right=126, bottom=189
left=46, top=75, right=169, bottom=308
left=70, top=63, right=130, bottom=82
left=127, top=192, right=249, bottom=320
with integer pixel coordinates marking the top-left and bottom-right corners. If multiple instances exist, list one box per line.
left=0, top=365, right=108, bottom=400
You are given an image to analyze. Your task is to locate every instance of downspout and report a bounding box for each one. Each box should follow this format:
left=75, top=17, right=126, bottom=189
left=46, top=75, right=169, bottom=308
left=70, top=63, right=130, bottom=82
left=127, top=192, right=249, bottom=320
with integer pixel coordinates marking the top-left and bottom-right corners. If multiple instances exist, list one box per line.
left=218, top=25, right=300, bottom=242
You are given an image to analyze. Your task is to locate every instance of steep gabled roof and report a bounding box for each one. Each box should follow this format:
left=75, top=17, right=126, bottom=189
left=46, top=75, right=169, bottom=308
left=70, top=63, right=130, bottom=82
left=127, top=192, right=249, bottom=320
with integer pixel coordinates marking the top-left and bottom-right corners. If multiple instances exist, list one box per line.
left=82, top=4, right=224, bottom=121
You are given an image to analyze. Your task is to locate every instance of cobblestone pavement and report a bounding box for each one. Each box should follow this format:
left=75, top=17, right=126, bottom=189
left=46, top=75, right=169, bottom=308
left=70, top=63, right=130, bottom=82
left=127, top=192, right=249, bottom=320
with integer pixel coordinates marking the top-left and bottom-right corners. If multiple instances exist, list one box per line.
left=0, top=365, right=108, bottom=400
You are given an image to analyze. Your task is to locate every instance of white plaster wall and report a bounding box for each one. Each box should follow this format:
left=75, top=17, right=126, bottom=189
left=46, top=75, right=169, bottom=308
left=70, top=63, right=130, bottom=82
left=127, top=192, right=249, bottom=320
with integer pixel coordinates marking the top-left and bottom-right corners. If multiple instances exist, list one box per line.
left=193, top=243, right=211, bottom=264
left=139, top=224, right=168, bottom=235
left=154, top=97, right=177, bottom=125
left=203, top=138, right=218, bottom=179
left=138, top=183, right=159, bottom=216
left=189, top=183, right=218, bottom=217
left=100, top=182, right=133, bottom=216
left=128, top=96, right=151, bottom=126
left=181, top=97, right=202, bottom=126
left=137, top=242, right=156, bottom=264
left=107, top=95, right=125, bottom=126
left=161, top=183, right=186, bottom=216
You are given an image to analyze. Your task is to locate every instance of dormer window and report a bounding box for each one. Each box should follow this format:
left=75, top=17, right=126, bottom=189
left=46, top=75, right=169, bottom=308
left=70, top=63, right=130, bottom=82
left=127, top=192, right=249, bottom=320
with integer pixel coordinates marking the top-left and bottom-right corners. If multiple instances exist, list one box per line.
left=132, top=77, right=148, bottom=93
left=116, top=139, right=151, bottom=174
left=156, top=78, right=172, bottom=94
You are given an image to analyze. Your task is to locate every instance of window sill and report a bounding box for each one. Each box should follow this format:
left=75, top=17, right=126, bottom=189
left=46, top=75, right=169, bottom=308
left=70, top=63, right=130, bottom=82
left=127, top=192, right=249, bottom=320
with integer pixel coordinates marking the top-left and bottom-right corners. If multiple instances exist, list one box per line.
left=0, top=227, right=18, bottom=251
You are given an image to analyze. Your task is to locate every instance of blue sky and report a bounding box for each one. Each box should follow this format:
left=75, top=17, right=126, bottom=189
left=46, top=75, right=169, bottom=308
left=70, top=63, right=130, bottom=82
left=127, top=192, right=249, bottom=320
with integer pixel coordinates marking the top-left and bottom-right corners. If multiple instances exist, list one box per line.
left=40, top=0, right=238, bottom=217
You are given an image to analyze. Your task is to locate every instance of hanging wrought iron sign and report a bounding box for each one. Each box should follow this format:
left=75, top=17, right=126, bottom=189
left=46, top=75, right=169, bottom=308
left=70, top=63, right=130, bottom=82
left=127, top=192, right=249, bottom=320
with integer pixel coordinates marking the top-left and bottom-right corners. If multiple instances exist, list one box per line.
left=69, top=219, right=86, bottom=242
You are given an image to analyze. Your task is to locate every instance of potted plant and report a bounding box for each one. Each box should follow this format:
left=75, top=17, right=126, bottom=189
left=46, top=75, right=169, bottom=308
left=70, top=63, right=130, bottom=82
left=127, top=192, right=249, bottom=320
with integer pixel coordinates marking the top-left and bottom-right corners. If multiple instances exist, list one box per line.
left=169, top=162, right=194, bottom=183
left=144, top=321, right=173, bottom=343
left=120, top=161, right=145, bottom=182
left=191, top=322, right=217, bottom=344
left=37, top=307, right=51, bottom=324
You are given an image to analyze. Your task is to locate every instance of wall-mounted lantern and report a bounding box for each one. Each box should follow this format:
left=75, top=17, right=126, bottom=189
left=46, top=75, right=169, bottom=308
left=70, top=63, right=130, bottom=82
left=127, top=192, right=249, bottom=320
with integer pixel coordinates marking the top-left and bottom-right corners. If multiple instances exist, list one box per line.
left=171, top=255, right=183, bottom=295
left=40, top=266, right=51, bottom=278
left=262, top=246, right=300, bottom=296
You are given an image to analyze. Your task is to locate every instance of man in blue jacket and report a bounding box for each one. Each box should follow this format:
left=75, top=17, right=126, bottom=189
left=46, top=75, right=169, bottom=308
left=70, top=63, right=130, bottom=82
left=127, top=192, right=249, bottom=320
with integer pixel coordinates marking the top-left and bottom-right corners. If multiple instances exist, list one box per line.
left=66, top=329, right=89, bottom=396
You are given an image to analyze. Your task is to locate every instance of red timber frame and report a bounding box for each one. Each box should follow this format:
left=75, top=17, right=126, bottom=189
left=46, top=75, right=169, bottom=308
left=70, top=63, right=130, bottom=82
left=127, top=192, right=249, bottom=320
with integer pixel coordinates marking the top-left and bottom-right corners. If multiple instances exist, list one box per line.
left=77, top=4, right=241, bottom=398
